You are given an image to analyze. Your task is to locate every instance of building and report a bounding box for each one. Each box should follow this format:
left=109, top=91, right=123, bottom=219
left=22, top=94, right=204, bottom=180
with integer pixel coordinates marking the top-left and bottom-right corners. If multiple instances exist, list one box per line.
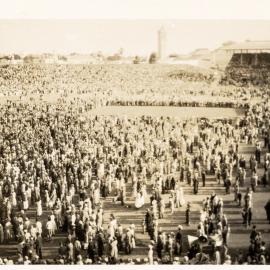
left=158, top=26, right=166, bottom=61
left=212, top=40, right=270, bottom=69
left=223, top=40, right=270, bottom=66
left=220, top=40, right=270, bottom=85
left=67, top=54, right=102, bottom=64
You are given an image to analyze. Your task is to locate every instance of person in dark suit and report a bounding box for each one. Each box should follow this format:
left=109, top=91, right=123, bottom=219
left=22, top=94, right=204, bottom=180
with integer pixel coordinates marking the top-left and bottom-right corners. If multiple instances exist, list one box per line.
left=186, top=203, right=191, bottom=226
left=58, top=241, right=67, bottom=258
left=193, top=177, right=199, bottom=194
left=239, top=156, right=246, bottom=169
left=97, top=231, right=104, bottom=257
left=156, top=232, right=164, bottom=259
left=265, top=199, right=270, bottom=224
left=175, top=225, right=183, bottom=256
left=35, top=232, right=43, bottom=259
left=87, top=236, right=96, bottom=263
left=201, top=167, right=206, bottom=187
left=145, top=208, right=153, bottom=233
left=225, top=178, right=232, bottom=194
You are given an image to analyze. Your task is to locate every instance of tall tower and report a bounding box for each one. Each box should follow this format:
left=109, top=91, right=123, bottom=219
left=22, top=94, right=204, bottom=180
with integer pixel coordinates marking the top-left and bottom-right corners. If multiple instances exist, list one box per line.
left=158, top=26, right=166, bottom=61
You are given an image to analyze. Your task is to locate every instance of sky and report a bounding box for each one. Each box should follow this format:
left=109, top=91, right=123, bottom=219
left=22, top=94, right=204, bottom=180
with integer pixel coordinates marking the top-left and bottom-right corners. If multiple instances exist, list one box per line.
left=1, top=0, right=270, bottom=20
left=1, top=20, right=270, bottom=56
left=0, top=0, right=269, bottom=56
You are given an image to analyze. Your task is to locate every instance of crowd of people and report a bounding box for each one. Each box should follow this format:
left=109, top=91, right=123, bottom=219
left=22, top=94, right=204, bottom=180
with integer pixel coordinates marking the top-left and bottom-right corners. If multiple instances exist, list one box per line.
left=221, top=53, right=270, bottom=86
left=0, top=63, right=265, bottom=109
left=167, top=66, right=216, bottom=83
left=0, top=63, right=268, bottom=264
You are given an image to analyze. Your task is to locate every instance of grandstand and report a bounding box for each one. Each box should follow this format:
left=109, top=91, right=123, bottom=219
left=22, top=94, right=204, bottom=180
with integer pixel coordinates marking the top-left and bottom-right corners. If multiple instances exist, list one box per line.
left=222, top=41, right=270, bottom=85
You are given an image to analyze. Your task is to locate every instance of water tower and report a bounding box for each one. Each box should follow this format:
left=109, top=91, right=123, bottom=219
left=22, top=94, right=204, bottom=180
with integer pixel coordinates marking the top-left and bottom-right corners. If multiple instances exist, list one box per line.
left=158, top=26, right=166, bottom=61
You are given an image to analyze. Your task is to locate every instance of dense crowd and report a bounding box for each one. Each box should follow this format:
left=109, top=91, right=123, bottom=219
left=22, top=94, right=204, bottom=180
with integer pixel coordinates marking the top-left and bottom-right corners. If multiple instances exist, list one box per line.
left=0, top=64, right=265, bottom=108
left=0, top=63, right=269, bottom=264
left=222, top=66, right=270, bottom=86
left=221, top=53, right=270, bottom=86
left=167, top=66, right=216, bottom=83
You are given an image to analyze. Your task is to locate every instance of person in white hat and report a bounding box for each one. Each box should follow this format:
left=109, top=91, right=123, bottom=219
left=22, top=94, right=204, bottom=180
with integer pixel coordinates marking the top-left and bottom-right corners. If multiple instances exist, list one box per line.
left=223, top=255, right=232, bottom=265
left=143, top=257, right=149, bottom=264
left=24, top=256, right=31, bottom=265
left=58, top=259, right=65, bottom=264
left=6, top=258, right=14, bottom=265
left=183, top=256, right=189, bottom=264
left=84, top=258, right=91, bottom=264
left=76, top=255, right=84, bottom=265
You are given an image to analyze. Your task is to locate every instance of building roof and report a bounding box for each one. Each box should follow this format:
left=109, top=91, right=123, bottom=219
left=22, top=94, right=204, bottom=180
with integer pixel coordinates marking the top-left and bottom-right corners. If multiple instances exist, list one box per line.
left=191, top=48, right=211, bottom=56
left=222, top=40, right=270, bottom=52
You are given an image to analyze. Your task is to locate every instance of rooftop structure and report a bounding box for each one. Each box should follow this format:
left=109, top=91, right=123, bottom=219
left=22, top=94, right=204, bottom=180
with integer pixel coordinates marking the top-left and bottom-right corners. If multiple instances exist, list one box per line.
left=222, top=40, right=270, bottom=53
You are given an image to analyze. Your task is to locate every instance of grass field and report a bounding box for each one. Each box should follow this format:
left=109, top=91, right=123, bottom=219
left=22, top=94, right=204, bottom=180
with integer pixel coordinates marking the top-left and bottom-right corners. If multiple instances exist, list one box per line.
left=89, top=106, right=245, bottom=119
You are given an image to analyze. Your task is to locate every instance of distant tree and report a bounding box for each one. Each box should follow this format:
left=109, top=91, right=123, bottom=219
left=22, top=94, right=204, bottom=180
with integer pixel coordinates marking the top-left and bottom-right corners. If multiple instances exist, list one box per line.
left=23, top=55, right=35, bottom=63
left=13, top=54, right=21, bottom=60
left=133, top=56, right=140, bottom=64
left=149, top=52, right=157, bottom=64
left=58, top=55, right=67, bottom=61
left=0, top=55, right=12, bottom=60
left=97, top=51, right=103, bottom=58
left=107, top=54, right=121, bottom=61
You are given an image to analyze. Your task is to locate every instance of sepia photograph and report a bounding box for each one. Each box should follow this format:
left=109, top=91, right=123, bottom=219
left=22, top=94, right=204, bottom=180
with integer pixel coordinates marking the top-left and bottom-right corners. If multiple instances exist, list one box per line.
left=0, top=0, right=269, bottom=267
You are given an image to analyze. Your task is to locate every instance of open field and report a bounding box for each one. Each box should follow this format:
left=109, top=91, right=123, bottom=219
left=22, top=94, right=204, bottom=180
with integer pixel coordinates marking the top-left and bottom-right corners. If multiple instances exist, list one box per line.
left=89, top=106, right=245, bottom=119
